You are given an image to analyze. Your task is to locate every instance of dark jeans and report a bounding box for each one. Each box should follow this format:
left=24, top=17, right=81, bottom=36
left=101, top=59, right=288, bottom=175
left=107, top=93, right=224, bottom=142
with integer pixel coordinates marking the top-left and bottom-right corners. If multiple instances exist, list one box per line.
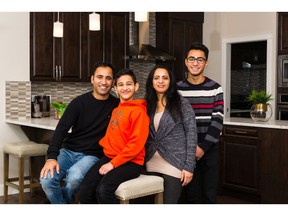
left=184, top=146, right=219, bottom=204
left=77, top=156, right=142, bottom=204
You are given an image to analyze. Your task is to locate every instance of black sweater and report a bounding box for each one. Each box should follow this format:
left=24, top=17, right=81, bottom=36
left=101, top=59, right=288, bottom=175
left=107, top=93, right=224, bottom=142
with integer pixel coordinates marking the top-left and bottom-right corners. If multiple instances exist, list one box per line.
left=47, top=91, right=119, bottom=160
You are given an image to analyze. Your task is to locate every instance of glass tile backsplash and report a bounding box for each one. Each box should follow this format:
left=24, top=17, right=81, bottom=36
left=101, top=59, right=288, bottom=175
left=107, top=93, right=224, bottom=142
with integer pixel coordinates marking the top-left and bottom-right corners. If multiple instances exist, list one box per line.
left=6, top=81, right=92, bottom=119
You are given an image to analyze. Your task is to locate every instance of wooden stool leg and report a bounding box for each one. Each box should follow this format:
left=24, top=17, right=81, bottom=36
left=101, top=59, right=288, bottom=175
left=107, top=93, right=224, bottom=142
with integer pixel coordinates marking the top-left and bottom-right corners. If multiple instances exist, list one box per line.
left=120, top=200, right=129, bottom=204
left=3, top=153, right=9, bottom=203
left=18, top=157, right=25, bottom=204
left=155, top=192, right=163, bottom=204
left=29, top=156, right=34, bottom=197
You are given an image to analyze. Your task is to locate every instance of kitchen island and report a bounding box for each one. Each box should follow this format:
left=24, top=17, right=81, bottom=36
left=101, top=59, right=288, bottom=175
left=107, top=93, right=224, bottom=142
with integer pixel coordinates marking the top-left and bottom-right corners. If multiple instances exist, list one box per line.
left=6, top=117, right=61, bottom=144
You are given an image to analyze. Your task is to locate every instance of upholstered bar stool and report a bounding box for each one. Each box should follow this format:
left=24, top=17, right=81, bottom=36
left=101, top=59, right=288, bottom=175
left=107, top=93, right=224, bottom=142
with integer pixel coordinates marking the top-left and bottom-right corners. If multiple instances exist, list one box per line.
left=3, top=141, right=48, bottom=204
left=115, top=174, right=164, bottom=204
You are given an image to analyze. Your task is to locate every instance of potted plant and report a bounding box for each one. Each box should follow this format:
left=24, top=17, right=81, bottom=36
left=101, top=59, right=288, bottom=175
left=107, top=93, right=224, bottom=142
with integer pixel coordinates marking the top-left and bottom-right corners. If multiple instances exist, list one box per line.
left=50, top=101, right=68, bottom=119
left=247, top=90, right=273, bottom=121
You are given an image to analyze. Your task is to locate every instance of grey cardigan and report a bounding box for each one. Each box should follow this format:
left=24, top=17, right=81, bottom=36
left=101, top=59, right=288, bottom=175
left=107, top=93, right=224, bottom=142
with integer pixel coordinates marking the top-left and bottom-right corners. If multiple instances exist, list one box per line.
left=145, top=96, right=197, bottom=173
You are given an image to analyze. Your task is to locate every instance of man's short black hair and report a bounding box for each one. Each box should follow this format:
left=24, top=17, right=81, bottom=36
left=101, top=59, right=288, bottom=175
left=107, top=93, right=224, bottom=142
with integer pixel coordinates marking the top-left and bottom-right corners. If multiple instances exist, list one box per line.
left=91, top=61, right=115, bottom=77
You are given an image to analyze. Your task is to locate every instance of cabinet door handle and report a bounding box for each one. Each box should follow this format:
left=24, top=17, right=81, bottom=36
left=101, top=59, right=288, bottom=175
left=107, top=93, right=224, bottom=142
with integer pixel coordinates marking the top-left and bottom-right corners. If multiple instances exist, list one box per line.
left=59, top=66, right=62, bottom=81
left=234, top=130, right=248, bottom=134
left=55, top=65, right=58, bottom=81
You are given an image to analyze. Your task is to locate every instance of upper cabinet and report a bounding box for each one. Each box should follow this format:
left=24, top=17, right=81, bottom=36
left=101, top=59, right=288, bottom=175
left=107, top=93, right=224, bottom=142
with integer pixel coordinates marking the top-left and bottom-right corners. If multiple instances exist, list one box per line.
left=30, top=12, right=129, bottom=82
left=278, top=12, right=288, bottom=55
left=103, top=13, right=130, bottom=75
left=156, top=12, right=204, bottom=81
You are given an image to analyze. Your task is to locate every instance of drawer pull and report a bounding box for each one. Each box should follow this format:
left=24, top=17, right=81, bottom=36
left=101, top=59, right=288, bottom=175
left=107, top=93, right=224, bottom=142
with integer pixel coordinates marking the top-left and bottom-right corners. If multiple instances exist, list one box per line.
left=234, top=130, right=248, bottom=134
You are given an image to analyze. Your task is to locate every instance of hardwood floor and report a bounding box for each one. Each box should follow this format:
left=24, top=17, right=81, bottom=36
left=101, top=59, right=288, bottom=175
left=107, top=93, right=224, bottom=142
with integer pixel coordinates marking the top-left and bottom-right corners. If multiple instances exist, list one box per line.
left=0, top=190, right=47, bottom=204
left=0, top=190, right=255, bottom=204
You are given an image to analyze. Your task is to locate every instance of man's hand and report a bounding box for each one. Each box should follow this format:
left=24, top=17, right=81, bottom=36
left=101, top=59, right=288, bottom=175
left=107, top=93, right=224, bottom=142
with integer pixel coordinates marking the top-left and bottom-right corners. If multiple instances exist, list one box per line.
left=196, top=145, right=205, bottom=160
left=40, top=159, right=59, bottom=179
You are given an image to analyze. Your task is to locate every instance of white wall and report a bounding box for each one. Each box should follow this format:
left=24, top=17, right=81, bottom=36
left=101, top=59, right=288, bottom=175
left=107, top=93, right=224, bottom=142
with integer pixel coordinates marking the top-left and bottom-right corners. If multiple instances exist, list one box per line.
left=203, top=12, right=277, bottom=85
left=0, top=12, right=30, bottom=196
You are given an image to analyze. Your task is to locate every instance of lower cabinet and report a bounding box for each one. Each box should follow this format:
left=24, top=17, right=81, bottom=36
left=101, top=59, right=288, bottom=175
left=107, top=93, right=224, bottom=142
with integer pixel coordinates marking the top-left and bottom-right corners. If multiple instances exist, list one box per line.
left=220, top=125, right=288, bottom=203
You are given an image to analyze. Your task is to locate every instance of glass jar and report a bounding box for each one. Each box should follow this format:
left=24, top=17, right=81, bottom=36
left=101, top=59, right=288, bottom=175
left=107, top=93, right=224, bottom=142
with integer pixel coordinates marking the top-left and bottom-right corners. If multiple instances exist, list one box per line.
left=250, top=103, right=272, bottom=122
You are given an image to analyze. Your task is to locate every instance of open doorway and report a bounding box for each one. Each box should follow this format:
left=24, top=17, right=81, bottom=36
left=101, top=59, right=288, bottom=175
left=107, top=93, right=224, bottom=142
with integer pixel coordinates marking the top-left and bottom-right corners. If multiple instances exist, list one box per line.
left=230, top=41, right=267, bottom=118
left=221, top=34, right=273, bottom=119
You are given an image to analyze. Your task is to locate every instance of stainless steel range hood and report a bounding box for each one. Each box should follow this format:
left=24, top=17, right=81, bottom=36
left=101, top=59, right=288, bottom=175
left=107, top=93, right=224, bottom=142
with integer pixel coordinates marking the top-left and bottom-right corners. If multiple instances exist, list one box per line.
left=127, top=20, right=176, bottom=62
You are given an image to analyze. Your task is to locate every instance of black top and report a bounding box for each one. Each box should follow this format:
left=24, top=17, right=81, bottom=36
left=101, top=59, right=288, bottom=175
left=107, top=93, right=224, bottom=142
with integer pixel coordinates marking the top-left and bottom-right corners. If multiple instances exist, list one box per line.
left=47, top=91, right=119, bottom=160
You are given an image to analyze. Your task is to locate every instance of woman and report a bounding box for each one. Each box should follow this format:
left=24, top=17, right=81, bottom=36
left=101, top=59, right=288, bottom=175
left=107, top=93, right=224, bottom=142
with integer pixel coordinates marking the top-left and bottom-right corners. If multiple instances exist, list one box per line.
left=145, top=65, right=197, bottom=204
left=78, top=68, right=150, bottom=204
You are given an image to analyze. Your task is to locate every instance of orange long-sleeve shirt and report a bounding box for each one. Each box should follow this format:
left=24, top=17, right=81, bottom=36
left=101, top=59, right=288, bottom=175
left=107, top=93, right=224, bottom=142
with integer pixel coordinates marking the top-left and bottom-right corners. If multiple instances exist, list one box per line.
left=99, top=99, right=150, bottom=168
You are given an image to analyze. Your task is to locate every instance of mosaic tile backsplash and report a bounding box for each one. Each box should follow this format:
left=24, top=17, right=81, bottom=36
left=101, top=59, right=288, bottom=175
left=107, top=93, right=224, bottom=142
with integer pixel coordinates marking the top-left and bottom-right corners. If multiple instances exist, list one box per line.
left=5, top=81, right=31, bottom=120
left=6, top=81, right=92, bottom=119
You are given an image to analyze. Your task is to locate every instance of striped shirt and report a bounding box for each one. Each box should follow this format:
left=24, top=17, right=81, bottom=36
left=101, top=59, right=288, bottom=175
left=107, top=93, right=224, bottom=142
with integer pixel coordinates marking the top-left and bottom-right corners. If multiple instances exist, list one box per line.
left=177, top=77, right=224, bottom=152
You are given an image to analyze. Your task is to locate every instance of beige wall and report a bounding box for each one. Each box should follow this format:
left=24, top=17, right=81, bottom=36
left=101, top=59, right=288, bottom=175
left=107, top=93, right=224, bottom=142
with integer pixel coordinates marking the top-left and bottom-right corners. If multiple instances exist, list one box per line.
left=203, top=12, right=277, bottom=85
left=203, top=12, right=277, bottom=118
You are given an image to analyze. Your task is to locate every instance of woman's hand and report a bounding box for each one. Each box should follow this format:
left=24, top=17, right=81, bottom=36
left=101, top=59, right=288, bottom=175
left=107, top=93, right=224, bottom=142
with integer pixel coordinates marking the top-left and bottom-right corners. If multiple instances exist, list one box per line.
left=181, top=170, right=193, bottom=186
left=99, top=162, right=114, bottom=175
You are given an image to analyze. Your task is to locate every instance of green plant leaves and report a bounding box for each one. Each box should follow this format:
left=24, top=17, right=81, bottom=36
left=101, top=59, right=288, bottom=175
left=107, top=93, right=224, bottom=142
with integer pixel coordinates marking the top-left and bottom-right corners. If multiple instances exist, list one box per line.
left=247, top=90, right=273, bottom=104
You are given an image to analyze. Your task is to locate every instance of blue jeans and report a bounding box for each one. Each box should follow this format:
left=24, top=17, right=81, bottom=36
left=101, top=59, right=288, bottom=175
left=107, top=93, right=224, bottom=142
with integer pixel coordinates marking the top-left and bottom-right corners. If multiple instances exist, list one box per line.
left=40, top=148, right=99, bottom=204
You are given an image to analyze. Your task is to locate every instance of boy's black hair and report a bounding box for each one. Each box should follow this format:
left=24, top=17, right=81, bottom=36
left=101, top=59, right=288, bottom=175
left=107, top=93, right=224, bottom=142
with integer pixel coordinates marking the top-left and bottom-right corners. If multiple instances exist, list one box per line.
left=186, top=42, right=209, bottom=60
left=115, top=68, right=137, bottom=85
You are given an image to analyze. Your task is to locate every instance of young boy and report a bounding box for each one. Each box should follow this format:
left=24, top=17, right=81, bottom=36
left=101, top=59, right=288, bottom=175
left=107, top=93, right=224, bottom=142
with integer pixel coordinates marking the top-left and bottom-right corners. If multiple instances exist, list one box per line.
left=78, top=68, right=150, bottom=204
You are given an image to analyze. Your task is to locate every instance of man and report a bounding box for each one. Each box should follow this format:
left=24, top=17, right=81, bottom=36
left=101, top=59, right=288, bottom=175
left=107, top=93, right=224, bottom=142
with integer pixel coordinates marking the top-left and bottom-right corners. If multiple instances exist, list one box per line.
left=40, top=61, right=119, bottom=204
left=177, top=42, right=224, bottom=204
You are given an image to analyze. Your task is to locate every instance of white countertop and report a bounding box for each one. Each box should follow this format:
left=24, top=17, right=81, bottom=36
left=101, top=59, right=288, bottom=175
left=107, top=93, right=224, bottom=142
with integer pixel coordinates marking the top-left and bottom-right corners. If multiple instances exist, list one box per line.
left=224, top=117, right=288, bottom=129
left=5, top=116, right=288, bottom=131
left=6, top=117, right=59, bottom=131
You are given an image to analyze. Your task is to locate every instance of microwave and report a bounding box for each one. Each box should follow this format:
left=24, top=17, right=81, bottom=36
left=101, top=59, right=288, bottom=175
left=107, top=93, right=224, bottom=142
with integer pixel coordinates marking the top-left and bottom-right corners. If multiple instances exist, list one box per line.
left=277, top=55, right=288, bottom=87
left=278, top=93, right=288, bottom=104
left=277, top=104, right=288, bottom=120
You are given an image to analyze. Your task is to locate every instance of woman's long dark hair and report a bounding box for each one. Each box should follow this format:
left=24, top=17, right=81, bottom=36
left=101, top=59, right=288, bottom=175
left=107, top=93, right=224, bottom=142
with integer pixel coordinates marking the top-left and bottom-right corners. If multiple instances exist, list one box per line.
left=145, top=65, right=183, bottom=122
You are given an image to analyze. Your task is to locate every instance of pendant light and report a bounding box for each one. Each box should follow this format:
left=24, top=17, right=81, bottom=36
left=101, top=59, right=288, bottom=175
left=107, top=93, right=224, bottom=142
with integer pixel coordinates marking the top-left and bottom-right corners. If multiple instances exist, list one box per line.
left=135, top=12, right=148, bottom=22
left=89, top=12, right=100, bottom=31
left=53, top=12, right=63, bottom=38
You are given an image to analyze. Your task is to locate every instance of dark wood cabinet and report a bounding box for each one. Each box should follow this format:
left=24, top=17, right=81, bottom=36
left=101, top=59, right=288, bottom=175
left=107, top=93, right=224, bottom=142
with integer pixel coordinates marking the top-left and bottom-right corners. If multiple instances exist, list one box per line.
left=156, top=12, right=204, bottom=81
left=103, top=13, right=129, bottom=73
left=220, top=126, right=260, bottom=195
left=30, top=12, right=55, bottom=81
left=30, top=12, right=129, bottom=82
left=259, top=127, right=288, bottom=203
left=30, top=12, right=82, bottom=82
left=220, top=124, right=288, bottom=203
left=278, top=12, right=288, bottom=55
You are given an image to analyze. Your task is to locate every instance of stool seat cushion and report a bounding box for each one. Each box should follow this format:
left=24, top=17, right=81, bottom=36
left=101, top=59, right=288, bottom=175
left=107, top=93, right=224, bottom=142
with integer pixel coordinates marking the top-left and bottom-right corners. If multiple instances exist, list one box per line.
left=4, top=141, right=48, bottom=157
left=115, top=174, right=164, bottom=201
